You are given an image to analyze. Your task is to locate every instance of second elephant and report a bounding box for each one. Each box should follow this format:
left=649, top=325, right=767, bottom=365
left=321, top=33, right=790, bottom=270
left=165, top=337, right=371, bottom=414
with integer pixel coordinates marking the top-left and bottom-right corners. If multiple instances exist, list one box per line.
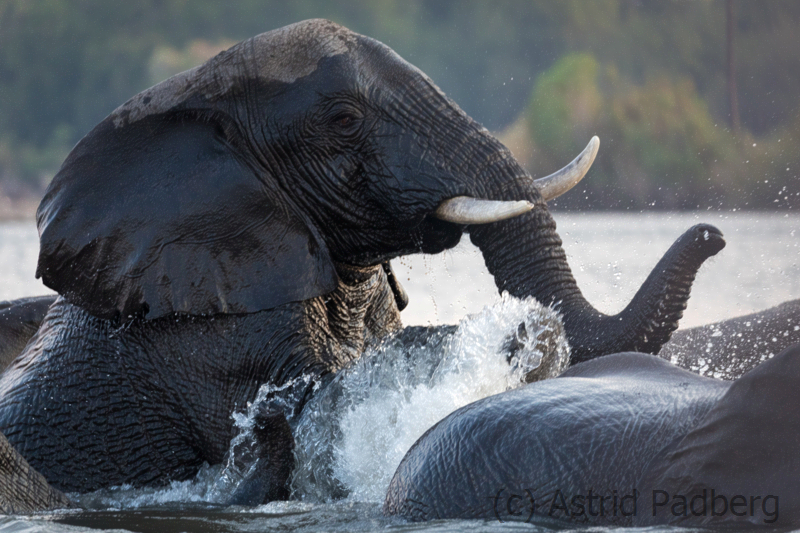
left=386, top=345, right=800, bottom=528
left=661, top=298, right=800, bottom=379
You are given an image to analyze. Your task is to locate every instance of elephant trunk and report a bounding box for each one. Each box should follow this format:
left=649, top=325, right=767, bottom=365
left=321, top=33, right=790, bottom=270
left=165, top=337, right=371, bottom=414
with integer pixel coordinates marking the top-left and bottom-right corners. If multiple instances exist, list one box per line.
left=466, top=155, right=725, bottom=363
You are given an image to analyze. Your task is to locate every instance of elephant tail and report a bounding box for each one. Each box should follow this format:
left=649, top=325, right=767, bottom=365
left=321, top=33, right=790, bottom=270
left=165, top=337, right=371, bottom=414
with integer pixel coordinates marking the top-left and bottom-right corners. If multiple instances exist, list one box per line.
left=0, top=429, right=72, bottom=513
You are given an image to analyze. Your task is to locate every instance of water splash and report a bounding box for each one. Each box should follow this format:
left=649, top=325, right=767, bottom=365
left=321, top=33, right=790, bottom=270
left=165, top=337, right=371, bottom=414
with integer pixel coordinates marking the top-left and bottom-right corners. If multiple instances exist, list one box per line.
left=74, top=463, right=224, bottom=509
left=73, top=294, right=569, bottom=509
left=75, top=375, right=318, bottom=509
left=207, top=374, right=316, bottom=502
left=291, top=293, right=569, bottom=503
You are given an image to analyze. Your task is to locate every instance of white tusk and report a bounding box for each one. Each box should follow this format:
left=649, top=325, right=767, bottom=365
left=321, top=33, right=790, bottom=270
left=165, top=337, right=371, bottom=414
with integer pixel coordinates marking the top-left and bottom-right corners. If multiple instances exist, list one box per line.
left=433, top=197, right=533, bottom=225
left=535, top=136, right=599, bottom=201
left=433, top=136, right=598, bottom=224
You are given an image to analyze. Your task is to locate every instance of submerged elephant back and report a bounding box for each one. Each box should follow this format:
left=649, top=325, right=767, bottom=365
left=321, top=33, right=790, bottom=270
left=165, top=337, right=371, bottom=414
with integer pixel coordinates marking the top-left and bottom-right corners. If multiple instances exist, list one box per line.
left=384, top=353, right=729, bottom=524
left=661, top=298, right=800, bottom=379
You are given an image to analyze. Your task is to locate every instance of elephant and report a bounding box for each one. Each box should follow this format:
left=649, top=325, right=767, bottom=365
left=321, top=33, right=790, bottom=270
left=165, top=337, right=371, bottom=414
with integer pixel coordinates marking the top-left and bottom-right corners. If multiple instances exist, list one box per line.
left=0, top=429, right=71, bottom=514
left=0, top=19, right=724, bottom=509
left=660, top=298, right=800, bottom=379
left=0, top=295, right=55, bottom=372
left=385, top=344, right=800, bottom=528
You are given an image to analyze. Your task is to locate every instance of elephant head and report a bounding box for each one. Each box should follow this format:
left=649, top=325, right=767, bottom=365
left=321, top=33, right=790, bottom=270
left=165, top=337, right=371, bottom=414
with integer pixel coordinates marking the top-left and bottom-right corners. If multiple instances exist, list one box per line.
left=34, top=19, right=554, bottom=323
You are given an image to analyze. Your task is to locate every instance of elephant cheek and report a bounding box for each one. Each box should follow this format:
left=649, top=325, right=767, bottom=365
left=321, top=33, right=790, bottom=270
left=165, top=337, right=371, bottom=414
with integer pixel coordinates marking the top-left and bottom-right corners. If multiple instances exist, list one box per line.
left=418, top=218, right=463, bottom=255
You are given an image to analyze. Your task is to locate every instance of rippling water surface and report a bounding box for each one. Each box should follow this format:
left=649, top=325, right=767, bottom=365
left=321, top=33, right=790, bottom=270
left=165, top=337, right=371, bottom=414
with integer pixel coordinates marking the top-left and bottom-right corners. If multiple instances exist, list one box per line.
left=0, top=212, right=798, bottom=532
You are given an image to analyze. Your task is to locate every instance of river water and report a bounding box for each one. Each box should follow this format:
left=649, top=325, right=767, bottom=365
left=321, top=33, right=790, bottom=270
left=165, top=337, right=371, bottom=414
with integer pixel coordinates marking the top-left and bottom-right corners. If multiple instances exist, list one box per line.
left=0, top=211, right=798, bottom=532
left=3, top=212, right=800, bottom=327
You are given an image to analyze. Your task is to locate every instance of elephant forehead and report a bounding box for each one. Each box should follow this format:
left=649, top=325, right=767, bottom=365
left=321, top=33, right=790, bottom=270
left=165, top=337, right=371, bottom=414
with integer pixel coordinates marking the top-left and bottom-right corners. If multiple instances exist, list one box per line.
left=247, top=19, right=356, bottom=82
left=111, top=19, right=357, bottom=128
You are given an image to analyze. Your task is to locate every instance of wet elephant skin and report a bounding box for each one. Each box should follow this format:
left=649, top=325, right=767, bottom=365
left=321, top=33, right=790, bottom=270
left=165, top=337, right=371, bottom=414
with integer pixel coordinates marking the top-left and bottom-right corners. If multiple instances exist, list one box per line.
left=386, top=345, right=800, bottom=528
left=0, top=19, right=723, bottom=505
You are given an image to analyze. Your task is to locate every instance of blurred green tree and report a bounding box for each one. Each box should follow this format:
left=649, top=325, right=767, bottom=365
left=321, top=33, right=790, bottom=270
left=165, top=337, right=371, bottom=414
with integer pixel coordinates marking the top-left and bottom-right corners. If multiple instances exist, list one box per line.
left=0, top=0, right=797, bottom=209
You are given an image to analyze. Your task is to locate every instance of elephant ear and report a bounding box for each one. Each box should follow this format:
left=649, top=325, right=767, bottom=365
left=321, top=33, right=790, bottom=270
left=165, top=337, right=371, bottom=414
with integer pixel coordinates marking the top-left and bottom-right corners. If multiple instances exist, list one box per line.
left=37, top=72, right=340, bottom=321
left=36, top=111, right=336, bottom=322
left=36, top=20, right=359, bottom=321
left=35, top=20, right=360, bottom=321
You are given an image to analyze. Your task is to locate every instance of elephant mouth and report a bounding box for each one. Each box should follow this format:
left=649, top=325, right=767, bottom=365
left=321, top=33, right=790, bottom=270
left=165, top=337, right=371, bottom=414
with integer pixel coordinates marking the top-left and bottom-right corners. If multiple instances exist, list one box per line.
left=432, top=136, right=599, bottom=225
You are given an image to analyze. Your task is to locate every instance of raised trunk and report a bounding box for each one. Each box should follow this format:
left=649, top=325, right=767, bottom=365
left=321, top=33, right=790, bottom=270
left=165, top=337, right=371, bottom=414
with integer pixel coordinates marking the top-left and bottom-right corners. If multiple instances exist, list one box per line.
left=415, top=79, right=724, bottom=364
left=469, top=179, right=725, bottom=364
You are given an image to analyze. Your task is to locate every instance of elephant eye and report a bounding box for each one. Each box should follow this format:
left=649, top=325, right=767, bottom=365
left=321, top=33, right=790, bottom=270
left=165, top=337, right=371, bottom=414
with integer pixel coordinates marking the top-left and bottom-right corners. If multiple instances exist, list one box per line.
left=330, top=111, right=361, bottom=135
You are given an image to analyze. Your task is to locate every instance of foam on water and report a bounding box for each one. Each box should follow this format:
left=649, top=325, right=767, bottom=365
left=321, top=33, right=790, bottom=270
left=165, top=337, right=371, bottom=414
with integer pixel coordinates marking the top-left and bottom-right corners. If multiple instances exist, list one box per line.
left=72, top=293, right=569, bottom=510
left=291, top=293, right=570, bottom=503
left=74, top=464, right=224, bottom=509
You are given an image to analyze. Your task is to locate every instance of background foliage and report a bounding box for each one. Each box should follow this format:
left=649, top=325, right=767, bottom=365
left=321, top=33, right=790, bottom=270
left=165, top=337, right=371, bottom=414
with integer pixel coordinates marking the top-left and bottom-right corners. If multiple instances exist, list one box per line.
left=1, top=0, right=798, bottom=210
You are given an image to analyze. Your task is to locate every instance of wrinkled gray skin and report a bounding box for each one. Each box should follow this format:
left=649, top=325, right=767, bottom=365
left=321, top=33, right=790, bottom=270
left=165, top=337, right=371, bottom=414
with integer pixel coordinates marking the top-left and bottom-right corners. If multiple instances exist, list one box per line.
left=0, top=429, right=71, bottom=514
left=0, top=295, right=55, bottom=372
left=0, top=20, right=722, bottom=511
left=386, top=344, right=800, bottom=528
left=7, top=296, right=794, bottom=381
left=661, top=298, right=800, bottom=379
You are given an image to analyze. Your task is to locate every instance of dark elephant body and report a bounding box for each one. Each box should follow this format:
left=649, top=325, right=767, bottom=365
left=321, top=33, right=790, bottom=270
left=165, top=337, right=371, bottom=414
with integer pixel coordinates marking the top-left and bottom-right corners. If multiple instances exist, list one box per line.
left=661, top=298, right=800, bottom=379
left=0, top=263, right=399, bottom=492
left=0, top=295, right=55, bottom=372
left=0, top=19, right=723, bottom=506
left=385, top=346, right=800, bottom=527
left=1, top=298, right=302, bottom=491
left=0, top=429, right=70, bottom=514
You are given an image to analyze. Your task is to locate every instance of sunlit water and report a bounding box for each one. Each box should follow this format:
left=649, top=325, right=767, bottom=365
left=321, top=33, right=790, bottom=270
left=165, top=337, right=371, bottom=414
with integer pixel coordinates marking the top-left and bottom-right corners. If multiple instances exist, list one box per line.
left=2, top=212, right=800, bottom=327
left=393, top=211, right=800, bottom=328
left=0, top=212, right=798, bottom=532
